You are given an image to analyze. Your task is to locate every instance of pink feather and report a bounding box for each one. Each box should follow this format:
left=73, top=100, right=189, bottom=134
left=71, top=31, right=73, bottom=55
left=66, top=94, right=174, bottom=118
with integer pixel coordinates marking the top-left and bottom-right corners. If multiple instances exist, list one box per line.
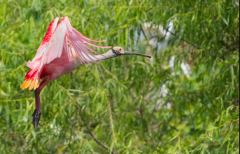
left=24, top=16, right=111, bottom=86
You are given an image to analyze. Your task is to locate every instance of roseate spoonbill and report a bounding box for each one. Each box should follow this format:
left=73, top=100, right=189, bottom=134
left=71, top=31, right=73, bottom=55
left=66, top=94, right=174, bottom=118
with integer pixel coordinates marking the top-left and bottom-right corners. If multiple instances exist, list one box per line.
left=20, top=16, right=151, bottom=129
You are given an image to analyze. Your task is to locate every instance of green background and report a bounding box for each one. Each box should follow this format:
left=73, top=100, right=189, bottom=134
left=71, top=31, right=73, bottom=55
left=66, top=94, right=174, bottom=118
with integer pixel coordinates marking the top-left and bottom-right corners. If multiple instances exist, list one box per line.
left=0, top=0, right=239, bottom=153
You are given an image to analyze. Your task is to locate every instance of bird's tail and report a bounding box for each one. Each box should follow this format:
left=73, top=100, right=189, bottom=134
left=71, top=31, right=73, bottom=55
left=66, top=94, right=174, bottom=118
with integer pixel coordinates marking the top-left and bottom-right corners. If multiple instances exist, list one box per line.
left=20, top=69, right=40, bottom=90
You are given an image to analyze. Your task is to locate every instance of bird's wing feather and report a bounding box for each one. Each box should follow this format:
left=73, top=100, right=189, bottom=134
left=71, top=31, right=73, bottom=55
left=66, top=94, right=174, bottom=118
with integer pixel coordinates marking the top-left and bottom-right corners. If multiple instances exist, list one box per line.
left=44, top=23, right=67, bottom=64
left=26, top=17, right=59, bottom=70
left=34, top=21, right=68, bottom=82
left=26, top=16, right=111, bottom=82
left=63, top=17, right=112, bottom=65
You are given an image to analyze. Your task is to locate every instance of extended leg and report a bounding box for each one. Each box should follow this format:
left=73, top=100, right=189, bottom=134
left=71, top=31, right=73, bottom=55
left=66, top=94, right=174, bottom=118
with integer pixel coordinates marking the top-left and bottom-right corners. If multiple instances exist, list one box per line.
left=33, top=89, right=41, bottom=129
left=32, top=79, right=50, bottom=130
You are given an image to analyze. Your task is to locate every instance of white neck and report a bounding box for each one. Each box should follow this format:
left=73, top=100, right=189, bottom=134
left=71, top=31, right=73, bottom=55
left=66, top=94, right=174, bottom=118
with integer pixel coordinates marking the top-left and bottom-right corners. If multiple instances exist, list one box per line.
left=72, top=49, right=118, bottom=66
left=94, top=50, right=117, bottom=60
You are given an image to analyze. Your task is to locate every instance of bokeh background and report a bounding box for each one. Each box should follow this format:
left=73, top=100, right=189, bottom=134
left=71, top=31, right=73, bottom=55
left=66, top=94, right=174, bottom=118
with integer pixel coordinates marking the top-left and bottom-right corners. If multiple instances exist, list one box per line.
left=0, top=0, right=239, bottom=153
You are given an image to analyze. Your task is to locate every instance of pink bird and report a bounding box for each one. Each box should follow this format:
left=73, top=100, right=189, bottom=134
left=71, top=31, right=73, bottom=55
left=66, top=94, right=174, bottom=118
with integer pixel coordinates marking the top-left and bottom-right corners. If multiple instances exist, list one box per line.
left=21, top=16, right=151, bottom=129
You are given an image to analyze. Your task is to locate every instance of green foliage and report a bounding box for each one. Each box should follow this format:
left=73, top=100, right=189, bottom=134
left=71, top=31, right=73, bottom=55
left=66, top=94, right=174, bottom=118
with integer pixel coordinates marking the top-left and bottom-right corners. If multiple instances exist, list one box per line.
left=0, top=0, right=238, bottom=153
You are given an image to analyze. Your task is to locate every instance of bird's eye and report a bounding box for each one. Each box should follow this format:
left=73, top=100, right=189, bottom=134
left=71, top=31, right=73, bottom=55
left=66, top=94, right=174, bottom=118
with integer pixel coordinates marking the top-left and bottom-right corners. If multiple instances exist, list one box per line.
left=119, top=48, right=122, bottom=51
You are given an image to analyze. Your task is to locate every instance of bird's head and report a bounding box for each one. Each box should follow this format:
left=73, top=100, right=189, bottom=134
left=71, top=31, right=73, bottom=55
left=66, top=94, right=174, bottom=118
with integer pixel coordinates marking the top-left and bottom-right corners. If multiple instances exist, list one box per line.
left=106, top=46, right=151, bottom=59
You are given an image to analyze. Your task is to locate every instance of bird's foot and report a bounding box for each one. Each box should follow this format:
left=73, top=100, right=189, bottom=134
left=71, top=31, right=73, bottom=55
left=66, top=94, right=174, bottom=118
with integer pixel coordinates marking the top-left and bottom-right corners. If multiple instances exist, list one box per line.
left=32, top=109, right=41, bottom=130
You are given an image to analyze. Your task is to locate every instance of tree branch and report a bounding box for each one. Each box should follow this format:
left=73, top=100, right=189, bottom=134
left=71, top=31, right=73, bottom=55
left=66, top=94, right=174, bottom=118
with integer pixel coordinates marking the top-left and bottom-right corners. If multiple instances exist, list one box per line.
left=107, top=98, right=116, bottom=153
left=166, top=29, right=202, bottom=49
left=140, top=23, right=202, bottom=50
left=75, top=103, right=113, bottom=152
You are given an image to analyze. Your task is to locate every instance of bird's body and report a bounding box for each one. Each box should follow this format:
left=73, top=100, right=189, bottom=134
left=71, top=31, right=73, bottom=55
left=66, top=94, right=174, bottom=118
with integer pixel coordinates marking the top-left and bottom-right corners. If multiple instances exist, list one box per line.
left=21, top=16, right=150, bottom=129
left=21, top=16, right=111, bottom=91
left=28, top=48, right=79, bottom=88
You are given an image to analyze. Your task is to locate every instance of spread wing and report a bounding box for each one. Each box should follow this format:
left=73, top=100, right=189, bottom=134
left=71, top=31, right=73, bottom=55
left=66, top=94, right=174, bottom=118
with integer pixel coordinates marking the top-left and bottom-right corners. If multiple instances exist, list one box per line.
left=26, top=17, right=59, bottom=70
left=63, top=16, right=112, bottom=65
left=26, top=16, right=111, bottom=82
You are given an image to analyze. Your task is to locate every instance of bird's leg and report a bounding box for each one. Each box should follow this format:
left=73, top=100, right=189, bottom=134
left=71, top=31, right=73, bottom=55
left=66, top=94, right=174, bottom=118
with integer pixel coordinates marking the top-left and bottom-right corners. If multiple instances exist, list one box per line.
left=32, top=79, right=50, bottom=130
left=33, top=89, right=41, bottom=130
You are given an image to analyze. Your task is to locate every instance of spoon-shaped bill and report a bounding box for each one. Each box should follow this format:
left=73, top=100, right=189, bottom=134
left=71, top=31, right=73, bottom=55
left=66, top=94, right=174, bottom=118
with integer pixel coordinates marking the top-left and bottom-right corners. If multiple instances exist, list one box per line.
left=124, top=50, right=151, bottom=58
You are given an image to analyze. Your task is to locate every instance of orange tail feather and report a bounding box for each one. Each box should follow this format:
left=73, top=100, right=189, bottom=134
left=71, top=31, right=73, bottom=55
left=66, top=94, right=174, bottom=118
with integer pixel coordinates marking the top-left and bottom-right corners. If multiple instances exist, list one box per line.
left=21, top=69, right=40, bottom=90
